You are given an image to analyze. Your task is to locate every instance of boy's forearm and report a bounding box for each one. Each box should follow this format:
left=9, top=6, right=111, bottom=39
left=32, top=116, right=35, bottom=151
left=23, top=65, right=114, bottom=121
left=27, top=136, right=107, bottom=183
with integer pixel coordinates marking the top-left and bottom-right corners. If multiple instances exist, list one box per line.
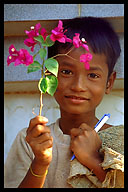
left=82, top=153, right=107, bottom=182
left=18, top=158, right=49, bottom=188
left=89, top=158, right=107, bottom=182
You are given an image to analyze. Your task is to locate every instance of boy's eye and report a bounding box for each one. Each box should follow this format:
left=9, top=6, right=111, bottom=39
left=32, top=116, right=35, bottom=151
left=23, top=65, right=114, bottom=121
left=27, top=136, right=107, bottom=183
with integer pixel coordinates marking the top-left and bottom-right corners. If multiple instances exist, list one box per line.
left=88, top=73, right=99, bottom=79
left=61, top=70, right=72, bottom=75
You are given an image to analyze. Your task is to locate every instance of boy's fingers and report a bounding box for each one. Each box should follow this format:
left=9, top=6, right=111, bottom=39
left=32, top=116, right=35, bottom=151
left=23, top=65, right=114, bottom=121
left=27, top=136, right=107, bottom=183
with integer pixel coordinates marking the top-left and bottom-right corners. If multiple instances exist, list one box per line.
left=29, top=125, right=50, bottom=138
left=27, top=133, right=53, bottom=146
left=37, top=134, right=53, bottom=144
left=27, top=116, right=48, bottom=133
left=70, top=128, right=81, bottom=139
left=79, top=123, right=93, bottom=131
left=70, top=123, right=93, bottom=139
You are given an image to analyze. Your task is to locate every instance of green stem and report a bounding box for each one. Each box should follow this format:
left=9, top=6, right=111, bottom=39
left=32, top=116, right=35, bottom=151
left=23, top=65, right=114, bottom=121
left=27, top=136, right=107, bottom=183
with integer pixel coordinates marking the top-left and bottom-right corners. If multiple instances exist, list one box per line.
left=39, top=47, right=46, bottom=116
left=51, top=46, right=77, bottom=61
left=39, top=92, right=43, bottom=116
left=65, top=46, right=75, bottom=55
left=51, top=53, right=77, bottom=61
left=33, top=50, right=40, bottom=59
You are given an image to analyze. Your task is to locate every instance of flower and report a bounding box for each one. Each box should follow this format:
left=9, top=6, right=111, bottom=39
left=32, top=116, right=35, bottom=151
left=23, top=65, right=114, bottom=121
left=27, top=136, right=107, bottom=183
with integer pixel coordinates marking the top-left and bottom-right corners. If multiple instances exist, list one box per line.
left=8, top=44, right=19, bottom=55
left=50, top=20, right=72, bottom=43
left=7, top=44, right=19, bottom=66
left=7, top=21, right=93, bottom=116
left=73, top=33, right=89, bottom=52
left=7, top=44, right=33, bottom=66
left=25, top=23, right=41, bottom=38
left=24, top=38, right=37, bottom=52
left=18, top=49, right=33, bottom=66
left=24, top=23, right=41, bottom=52
left=40, top=28, right=48, bottom=41
left=80, top=53, right=93, bottom=70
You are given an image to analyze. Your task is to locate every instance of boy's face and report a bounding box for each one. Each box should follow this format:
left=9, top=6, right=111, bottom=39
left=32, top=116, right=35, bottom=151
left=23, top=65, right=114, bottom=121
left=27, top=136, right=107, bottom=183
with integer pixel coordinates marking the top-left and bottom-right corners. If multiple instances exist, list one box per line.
left=54, top=46, right=113, bottom=115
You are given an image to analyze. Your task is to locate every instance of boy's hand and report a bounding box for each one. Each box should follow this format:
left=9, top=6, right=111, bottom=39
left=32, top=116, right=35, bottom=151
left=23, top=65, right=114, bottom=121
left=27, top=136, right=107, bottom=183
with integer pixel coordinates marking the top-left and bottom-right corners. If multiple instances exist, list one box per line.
left=26, top=116, right=53, bottom=166
left=70, top=123, right=102, bottom=168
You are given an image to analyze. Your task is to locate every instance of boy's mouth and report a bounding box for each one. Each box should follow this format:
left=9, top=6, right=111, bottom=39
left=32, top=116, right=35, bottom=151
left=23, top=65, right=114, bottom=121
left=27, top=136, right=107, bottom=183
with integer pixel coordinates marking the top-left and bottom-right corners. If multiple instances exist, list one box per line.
left=65, top=95, right=89, bottom=103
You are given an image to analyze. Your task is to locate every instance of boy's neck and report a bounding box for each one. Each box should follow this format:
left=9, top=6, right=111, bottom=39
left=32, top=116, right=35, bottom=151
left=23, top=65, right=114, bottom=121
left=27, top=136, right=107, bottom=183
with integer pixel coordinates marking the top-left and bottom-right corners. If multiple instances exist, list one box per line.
left=59, top=110, right=99, bottom=135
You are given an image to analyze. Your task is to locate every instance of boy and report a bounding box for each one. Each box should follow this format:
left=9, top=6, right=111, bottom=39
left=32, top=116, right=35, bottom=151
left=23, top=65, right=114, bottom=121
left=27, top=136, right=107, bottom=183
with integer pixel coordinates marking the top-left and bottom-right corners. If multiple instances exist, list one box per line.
left=4, top=17, right=124, bottom=188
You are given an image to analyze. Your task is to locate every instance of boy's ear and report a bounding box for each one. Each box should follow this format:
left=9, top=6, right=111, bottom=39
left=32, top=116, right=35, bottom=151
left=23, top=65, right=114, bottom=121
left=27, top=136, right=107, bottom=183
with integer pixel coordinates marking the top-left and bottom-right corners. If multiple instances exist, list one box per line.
left=105, top=71, right=116, bottom=94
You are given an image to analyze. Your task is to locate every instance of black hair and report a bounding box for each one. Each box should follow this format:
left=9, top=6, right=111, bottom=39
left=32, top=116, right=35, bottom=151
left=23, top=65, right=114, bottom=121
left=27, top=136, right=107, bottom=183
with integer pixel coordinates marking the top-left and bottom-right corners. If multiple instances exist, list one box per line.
left=48, top=17, right=121, bottom=78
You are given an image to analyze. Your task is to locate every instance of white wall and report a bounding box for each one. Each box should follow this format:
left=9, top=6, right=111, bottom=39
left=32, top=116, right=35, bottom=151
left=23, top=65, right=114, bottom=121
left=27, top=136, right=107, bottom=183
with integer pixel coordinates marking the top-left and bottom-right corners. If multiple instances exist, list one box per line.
left=4, top=90, right=124, bottom=162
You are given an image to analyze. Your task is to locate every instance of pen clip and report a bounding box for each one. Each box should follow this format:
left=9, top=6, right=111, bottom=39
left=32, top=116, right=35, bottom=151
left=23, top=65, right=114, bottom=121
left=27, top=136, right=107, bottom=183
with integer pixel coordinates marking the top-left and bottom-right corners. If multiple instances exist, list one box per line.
left=94, top=113, right=110, bottom=129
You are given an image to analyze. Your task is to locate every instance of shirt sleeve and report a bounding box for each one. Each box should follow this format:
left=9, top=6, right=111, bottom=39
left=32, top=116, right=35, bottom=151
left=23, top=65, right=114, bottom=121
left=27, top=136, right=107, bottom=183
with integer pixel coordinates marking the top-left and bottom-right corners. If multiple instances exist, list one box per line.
left=100, top=146, right=124, bottom=188
left=67, top=146, right=124, bottom=188
left=4, top=128, right=34, bottom=188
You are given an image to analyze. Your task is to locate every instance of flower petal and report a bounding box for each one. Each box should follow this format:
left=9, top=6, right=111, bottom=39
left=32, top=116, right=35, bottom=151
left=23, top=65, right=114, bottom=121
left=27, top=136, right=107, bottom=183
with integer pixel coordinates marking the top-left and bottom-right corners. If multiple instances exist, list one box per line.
left=41, top=28, right=48, bottom=41
left=50, top=34, right=56, bottom=42
left=35, top=23, right=41, bottom=31
left=14, top=58, right=22, bottom=66
left=65, top=37, right=72, bottom=43
left=24, top=37, right=36, bottom=51
left=81, top=44, right=89, bottom=52
left=73, top=33, right=80, bottom=48
left=19, top=49, right=33, bottom=65
left=31, top=46, right=35, bottom=52
left=9, top=44, right=18, bottom=55
left=57, top=37, right=66, bottom=43
left=57, top=20, right=63, bottom=31
left=84, top=62, right=90, bottom=70
left=7, top=55, right=16, bottom=66
left=80, top=54, right=87, bottom=62
left=80, top=53, right=92, bottom=70
left=50, top=20, right=70, bottom=43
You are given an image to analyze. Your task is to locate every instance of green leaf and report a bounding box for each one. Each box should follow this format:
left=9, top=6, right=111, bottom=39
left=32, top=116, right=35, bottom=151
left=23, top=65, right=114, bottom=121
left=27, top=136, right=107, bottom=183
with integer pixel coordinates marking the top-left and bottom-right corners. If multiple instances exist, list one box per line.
left=39, top=48, right=47, bottom=60
left=34, top=35, right=54, bottom=47
left=45, top=35, right=55, bottom=47
left=27, top=61, right=42, bottom=73
left=34, top=35, right=45, bottom=44
left=44, top=58, right=58, bottom=77
left=46, top=75, right=58, bottom=96
left=38, top=77, right=48, bottom=93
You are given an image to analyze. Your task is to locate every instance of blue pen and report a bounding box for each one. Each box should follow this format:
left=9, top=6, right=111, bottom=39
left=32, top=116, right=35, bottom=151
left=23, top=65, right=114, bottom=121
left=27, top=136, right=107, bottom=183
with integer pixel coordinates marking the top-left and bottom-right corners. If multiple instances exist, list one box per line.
left=70, top=113, right=110, bottom=161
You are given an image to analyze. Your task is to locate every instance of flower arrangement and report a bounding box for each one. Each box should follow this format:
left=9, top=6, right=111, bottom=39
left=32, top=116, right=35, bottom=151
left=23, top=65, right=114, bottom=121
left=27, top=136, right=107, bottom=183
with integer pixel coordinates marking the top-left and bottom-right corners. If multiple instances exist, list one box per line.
left=7, top=20, right=92, bottom=116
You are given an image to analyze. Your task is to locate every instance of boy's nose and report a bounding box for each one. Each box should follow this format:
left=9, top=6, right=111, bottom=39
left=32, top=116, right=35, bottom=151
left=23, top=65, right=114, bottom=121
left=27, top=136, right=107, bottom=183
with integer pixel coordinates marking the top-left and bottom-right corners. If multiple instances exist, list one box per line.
left=70, top=75, right=88, bottom=92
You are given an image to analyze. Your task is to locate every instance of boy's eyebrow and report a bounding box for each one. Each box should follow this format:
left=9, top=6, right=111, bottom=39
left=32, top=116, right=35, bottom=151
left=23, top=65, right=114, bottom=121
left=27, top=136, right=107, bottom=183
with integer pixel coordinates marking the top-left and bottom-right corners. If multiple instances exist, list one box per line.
left=60, top=62, right=104, bottom=72
left=59, top=61, right=74, bottom=67
left=89, top=66, right=104, bottom=72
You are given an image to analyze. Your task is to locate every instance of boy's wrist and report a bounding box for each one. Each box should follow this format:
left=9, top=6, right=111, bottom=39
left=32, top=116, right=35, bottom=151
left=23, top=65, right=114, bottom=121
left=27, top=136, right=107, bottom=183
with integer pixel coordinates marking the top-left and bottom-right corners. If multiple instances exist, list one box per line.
left=90, top=157, right=107, bottom=182
left=81, top=152, right=107, bottom=182
left=32, top=158, right=49, bottom=174
left=88, top=153, right=102, bottom=169
left=78, top=151, right=101, bottom=168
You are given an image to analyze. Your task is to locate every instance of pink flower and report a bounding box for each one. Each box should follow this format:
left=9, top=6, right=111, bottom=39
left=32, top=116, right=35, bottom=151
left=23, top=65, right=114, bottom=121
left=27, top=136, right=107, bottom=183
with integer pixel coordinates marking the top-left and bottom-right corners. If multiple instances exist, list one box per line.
left=7, top=44, right=33, bottom=66
left=9, top=44, right=19, bottom=55
left=73, top=33, right=89, bottom=52
left=24, top=23, right=41, bottom=52
left=80, top=53, right=93, bottom=70
left=24, top=38, right=37, bottom=52
left=7, top=45, right=19, bottom=66
left=18, top=49, right=33, bottom=66
left=50, top=20, right=72, bottom=43
left=40, top=28, right=48, bottom=41
left=25, top=23, right=41, bottom=38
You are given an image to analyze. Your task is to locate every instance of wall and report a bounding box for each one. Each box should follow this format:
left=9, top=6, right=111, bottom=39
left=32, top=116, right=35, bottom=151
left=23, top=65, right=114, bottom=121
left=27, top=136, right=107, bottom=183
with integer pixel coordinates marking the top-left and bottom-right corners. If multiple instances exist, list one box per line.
left=4, top=4, right=124, bottom=162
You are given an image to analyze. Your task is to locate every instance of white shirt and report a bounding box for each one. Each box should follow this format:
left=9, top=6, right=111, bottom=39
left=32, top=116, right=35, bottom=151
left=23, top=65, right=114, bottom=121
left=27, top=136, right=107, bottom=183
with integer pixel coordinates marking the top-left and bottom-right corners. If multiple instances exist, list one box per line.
left=4, top=119, right=72, bottom=188
left=4, top=119, right=124, bottom=188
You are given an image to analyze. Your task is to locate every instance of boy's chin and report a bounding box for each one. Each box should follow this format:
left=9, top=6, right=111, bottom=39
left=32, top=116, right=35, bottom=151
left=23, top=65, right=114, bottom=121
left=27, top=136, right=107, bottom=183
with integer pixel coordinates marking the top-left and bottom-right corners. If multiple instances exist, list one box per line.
left=62, top=107, right=88, bottom=115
